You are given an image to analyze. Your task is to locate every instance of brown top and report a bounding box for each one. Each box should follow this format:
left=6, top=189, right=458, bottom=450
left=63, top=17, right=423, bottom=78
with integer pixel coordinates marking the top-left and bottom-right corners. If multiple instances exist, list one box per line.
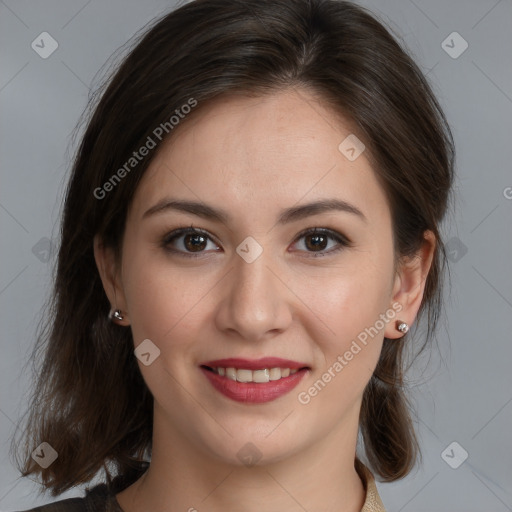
left=356, top=460, right=387, bottom=512
left=16, top=462, right=386, bottom=512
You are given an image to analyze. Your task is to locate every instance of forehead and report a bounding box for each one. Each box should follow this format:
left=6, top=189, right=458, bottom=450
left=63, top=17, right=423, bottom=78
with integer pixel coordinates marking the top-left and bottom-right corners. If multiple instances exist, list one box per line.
left=128, top=88, right=391, bottom=227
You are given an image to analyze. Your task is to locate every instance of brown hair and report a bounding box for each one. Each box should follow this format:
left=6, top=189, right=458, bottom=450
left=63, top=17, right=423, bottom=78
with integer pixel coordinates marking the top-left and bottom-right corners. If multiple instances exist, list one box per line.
left=13, top=0, right=454, bottom=494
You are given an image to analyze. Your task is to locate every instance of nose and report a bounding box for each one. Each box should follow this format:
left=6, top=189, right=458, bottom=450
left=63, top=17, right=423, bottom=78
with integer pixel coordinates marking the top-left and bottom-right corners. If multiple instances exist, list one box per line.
left=214, top=248, right=293, bottom=342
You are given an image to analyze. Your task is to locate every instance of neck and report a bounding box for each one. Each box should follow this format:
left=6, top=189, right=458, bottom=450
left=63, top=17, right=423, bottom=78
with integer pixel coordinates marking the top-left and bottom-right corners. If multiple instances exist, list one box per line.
left=116, top=410, right=366, bottom=512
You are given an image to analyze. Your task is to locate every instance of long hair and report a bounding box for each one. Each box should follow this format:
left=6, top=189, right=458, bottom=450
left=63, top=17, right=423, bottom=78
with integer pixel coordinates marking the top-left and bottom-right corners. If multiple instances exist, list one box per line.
left=13, top=0, right=454, bottom=494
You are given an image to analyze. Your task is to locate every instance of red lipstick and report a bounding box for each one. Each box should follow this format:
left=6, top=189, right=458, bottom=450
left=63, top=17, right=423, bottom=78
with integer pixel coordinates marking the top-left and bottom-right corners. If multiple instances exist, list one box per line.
left=199, top=357, right=310, bottom=404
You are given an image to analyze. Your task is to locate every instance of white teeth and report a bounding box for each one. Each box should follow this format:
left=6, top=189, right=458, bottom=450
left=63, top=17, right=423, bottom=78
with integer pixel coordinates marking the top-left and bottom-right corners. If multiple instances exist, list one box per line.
left=226, top=367, right=237, bottom=380
left=213, top=367, right=301, bottom=383
left=236, top=369, right=253, bottom=383
left=253, top=369, right=270, bottom=383
left=269, top=368, right=281, bottom=381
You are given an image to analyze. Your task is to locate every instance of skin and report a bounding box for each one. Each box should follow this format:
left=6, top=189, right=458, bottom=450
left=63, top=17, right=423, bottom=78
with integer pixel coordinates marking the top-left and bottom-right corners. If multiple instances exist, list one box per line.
left=94, top=87, right=435, bottom=512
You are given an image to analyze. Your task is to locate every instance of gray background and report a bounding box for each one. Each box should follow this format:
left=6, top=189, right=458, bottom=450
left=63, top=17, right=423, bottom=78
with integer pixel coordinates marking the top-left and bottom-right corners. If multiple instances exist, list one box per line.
left=1, top=0, right=511, bottom=511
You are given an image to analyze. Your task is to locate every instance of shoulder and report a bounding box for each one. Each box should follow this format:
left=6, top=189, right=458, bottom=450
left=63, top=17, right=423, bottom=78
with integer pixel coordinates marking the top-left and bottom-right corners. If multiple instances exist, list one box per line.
left=12, top=484, right=121, bottom=512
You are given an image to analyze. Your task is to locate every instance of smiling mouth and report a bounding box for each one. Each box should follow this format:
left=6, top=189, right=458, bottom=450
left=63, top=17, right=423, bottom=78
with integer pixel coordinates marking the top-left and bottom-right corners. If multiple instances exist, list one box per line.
left=201, top=365, right=309, bottom=383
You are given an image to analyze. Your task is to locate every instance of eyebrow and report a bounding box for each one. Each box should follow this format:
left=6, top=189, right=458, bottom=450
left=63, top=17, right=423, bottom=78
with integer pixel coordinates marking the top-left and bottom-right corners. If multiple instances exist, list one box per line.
left=142, top=198, right=367, bottom=224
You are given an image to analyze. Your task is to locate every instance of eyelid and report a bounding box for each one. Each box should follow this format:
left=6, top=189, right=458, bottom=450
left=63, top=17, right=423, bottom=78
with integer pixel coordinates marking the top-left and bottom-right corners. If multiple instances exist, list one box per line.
left=293, top=227, right=352, bottom=246
left=162, top=225, right=214, bottom=243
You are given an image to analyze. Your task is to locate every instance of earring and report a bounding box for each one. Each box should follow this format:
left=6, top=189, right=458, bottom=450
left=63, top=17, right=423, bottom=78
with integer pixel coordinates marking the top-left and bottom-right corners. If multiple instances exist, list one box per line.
left=108, top=308, right=124, bottom=321
left=396, top=321, right=409, bottom=334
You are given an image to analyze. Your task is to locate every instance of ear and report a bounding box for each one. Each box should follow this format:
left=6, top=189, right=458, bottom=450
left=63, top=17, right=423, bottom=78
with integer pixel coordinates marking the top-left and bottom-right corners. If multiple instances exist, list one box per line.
left=93, top=234, right=130, bottom=326
left=385, top=230, right=436, bottom=339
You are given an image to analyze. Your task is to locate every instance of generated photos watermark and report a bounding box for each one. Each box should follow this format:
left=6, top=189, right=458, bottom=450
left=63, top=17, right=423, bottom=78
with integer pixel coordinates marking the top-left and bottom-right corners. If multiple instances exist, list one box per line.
left=93, top=97, right=198, bottom=200
left=297, top=301, right=403, bottom=405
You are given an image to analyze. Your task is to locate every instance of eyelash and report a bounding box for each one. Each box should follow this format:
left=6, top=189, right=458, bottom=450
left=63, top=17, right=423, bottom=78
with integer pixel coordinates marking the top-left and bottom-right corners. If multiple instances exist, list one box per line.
left=160, top=225, right=352, bottom=259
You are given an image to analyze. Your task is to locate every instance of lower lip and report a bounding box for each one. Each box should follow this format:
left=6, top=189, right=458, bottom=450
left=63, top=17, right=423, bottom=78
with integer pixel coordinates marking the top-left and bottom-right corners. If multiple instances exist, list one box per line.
left=200, top=367, right=308, bottom=403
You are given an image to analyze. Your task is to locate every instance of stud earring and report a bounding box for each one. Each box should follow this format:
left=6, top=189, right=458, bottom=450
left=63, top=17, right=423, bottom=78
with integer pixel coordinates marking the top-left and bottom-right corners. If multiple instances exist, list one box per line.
left=108, top=308, right=124, bottom=321
left=396, top=321, right=409, bottom=334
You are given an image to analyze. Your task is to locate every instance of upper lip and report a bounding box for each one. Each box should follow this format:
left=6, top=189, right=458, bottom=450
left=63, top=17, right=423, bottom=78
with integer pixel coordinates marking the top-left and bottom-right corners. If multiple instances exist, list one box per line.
left=200, top=357, right=310, bottom=370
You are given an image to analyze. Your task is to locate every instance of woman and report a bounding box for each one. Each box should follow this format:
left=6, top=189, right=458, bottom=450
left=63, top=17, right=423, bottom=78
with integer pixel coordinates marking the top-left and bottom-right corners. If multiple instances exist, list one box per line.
left=13, top=0, right=454, bottom=511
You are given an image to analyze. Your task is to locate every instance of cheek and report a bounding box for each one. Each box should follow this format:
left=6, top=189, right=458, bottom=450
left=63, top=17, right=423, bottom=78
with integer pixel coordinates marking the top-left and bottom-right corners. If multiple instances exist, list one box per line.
left=292, top=246, right=395, bottom=399
left=120, top=242, right=198, bottom=345
left=293, top=268, right=391, bottom=418
left=121, top=253, right=209, bottom=401
left=297, top=259, right=393, bottom=343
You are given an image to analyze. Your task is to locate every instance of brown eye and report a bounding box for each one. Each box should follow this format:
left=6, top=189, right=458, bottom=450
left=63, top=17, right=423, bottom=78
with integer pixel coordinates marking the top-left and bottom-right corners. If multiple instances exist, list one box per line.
left=292, top=228, right=351, bottom=257
left=162, top=227, right=220, bottom=257
left=183, top=232, right=208, bottom=252
left=304, top=232, right=329, bottom=251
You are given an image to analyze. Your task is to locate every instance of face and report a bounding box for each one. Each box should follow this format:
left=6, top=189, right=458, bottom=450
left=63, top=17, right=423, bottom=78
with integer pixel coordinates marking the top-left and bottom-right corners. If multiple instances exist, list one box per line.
left=96, top=88, right=427, bottom=467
